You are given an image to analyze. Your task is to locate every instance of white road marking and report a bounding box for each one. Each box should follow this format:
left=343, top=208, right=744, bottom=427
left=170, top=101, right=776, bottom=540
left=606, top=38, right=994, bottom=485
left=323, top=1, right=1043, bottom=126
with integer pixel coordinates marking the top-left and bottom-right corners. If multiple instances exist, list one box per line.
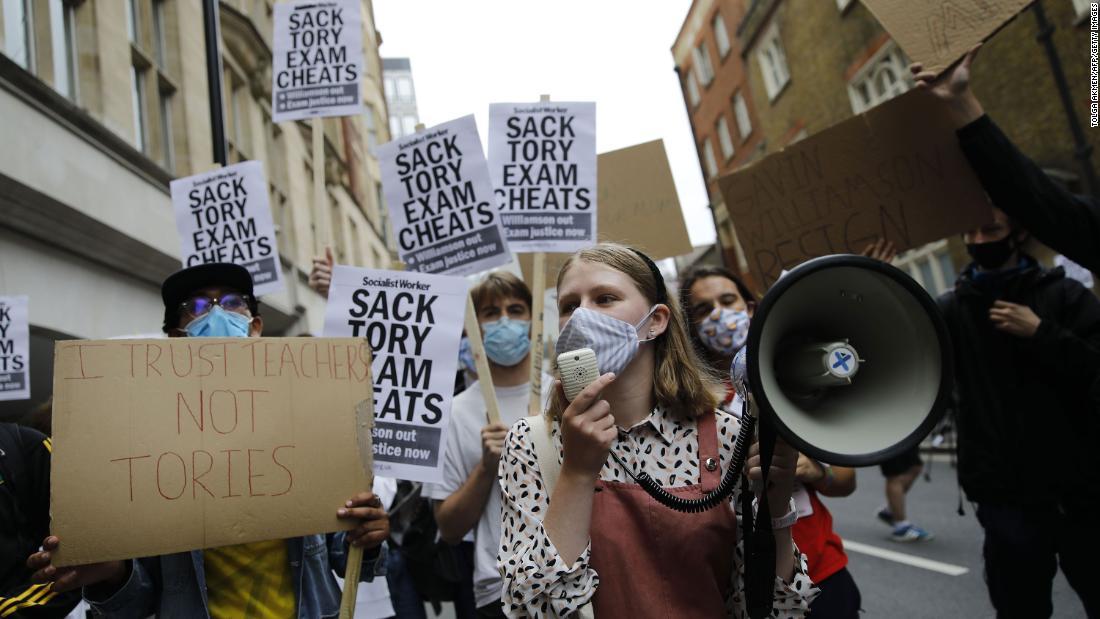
left=843, top=540, right=970, bottom=576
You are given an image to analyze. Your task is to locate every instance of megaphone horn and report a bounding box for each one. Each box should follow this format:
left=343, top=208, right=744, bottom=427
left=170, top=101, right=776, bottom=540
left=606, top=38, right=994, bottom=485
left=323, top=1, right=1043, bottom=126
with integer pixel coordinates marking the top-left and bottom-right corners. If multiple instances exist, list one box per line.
left=733, top=254, right=953, bottom=467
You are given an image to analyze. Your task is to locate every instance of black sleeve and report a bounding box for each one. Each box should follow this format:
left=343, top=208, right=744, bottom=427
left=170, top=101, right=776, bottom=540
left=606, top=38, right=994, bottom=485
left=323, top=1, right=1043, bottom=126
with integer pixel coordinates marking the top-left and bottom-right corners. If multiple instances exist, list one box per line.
left=956, top=115, right=1100, bottom=273
left=19, top=428, right=52, bottom=547
left=1029, top=279, right=1100, bottom=385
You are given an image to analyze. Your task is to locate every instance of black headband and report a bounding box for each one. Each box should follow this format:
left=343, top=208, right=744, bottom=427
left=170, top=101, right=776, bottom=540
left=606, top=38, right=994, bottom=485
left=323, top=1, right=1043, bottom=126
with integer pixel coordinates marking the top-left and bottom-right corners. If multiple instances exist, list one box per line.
left=630, top=247, right=668, bottom=304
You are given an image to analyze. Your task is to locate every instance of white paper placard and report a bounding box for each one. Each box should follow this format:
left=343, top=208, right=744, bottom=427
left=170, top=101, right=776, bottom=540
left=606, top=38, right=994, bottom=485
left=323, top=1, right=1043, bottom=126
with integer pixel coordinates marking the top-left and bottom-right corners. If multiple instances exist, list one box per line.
left=0, top=296, right=29, bottom=401
left=171, top=161, right=284, bottom=296
left=488, top=102, right=597, bottom=252
left=322, top=266, right=469, bottom=483
left=272, top=0, right=363, bottom=123
left=375, top=115, right=512, bottom=276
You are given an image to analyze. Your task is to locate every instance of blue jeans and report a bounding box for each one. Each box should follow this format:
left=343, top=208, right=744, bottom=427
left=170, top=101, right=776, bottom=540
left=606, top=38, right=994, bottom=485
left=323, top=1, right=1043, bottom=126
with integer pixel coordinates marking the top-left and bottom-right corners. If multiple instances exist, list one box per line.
left=385, top=548, right=427, bottom=619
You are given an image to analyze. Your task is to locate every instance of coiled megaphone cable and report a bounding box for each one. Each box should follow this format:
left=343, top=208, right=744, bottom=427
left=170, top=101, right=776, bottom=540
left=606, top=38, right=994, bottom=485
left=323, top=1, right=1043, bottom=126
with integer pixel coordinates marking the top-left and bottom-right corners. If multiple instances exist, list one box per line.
left=608, top=401, right=755, bottom=513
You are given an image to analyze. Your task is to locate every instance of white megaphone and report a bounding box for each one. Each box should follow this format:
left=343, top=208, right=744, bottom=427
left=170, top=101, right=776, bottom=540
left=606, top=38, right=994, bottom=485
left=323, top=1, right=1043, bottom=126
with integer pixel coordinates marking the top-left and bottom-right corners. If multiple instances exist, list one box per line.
left=732, top=254, right=953, bottom=466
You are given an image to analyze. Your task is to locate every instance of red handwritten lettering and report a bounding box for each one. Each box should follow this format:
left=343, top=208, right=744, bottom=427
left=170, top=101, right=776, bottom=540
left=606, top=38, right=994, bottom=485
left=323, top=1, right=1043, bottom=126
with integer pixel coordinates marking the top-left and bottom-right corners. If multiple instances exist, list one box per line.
left=110, top=454, right=151, bottom=501
left=271, top=445, right=295, bottom=496
left=192, top=449, right=215, bottom=499
left=155, top=451, right=186, bottom=500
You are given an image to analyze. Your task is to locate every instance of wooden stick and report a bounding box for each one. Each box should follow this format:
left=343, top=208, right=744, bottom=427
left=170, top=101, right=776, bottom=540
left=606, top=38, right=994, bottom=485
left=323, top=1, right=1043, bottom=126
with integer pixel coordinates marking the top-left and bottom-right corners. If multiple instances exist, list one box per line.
left=312, top=117, right=332, bottom=249
left=527, top=95, right=552, bottom=416
left=527, top=252, right=546, bottom=416
left=339, top=355, right=376, bottom=618
left=466, top=295, right=503, bottom=424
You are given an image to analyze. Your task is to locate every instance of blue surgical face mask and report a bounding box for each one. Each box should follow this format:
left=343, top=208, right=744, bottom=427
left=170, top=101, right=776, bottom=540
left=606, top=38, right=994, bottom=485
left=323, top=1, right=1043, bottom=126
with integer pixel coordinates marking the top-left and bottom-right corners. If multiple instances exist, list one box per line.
left=482, top=317, right=531, bottom=367
left=458, top=336, right=477, bottom=373
left=696, top=307, right=750, bottom=357
left=184, top=305, right=253, bottom=338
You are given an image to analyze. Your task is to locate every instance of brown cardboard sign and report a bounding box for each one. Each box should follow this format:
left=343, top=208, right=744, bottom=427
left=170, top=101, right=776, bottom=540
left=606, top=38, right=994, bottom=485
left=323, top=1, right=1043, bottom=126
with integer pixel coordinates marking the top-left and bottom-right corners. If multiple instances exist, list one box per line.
left=520, top=139, right=693, bottom=283
left=862, top=0, right=1033, bottom=75
left=50, top=337, right=373, bottom=566
left=718, top=89, right=991, bottom=289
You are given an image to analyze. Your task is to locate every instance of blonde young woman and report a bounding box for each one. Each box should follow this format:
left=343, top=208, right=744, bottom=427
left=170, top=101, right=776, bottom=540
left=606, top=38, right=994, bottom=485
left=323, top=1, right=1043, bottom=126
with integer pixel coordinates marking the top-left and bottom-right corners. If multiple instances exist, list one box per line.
left=497, top=244, right=815, bottom=618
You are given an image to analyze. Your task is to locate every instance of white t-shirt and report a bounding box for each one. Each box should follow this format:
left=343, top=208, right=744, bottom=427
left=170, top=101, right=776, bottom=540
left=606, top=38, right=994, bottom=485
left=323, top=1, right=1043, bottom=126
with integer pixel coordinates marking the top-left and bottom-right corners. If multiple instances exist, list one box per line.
left=426, top=376, right=553, bottom=609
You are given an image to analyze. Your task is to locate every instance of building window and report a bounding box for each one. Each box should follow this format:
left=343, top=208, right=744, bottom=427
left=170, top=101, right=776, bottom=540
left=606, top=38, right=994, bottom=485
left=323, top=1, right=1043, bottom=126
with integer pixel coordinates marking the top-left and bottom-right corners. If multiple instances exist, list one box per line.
left=383, top=77, right=394, bottom=100
left=837, top=0, right=856, bottom=11
left=128, top=0, right=177, bottom=170
left=685, top=71, right=701, bottom=107
left=716, top=116, right=734, bottom=160
left=756, top=22, right=790, bottom=101
left=130, top=65, right=146, bottom=151
left=401, top=115, right=417, bottom=137
left=713, top=13, right=731, bottom=58
left=3, top=0, right=78, bottom=99
left=702, top=138, right=718, bottom=178
left=847, top=42, right=911, bottom=114
left=733, top=92, right=752, bottom=141
left=693, top=41, right=715, bottom=86
left=396, top=77, right=412, bottom=101
left=363, top=105, right=378, bottom=149
left=2, top=0, right=31, bottom=69
left=389, top=115, right=401, bottom=139
left=1072, top=0, right=1091, bottom=20
left=895, top=240, right=955, bottom=296
left=125, top=0, right=138, bottom=42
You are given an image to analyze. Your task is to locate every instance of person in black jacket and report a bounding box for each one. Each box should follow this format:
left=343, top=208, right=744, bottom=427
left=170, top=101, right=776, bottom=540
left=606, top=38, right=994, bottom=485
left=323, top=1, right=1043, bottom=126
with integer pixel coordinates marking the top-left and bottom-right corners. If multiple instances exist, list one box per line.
left=912, top=45, right=1100, bottom=274
left=937, top=206, right=1100, bottom=618
left=0, top=422, right=80, bottom=617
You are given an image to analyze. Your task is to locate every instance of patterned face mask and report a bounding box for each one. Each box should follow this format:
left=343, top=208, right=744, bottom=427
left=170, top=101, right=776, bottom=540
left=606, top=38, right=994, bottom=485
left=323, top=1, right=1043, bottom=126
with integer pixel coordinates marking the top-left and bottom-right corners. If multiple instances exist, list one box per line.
left=696, top=307, right=750, bottom=357
left=555, top=306, right=657, bottom=376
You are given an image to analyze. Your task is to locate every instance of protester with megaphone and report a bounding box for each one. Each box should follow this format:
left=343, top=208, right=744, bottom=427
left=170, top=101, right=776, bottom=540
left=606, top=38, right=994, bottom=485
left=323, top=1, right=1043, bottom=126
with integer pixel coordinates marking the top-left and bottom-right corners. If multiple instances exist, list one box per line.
left=498, top=243, right=815, bottom=618
left=681, top=264, right=861, bottom=618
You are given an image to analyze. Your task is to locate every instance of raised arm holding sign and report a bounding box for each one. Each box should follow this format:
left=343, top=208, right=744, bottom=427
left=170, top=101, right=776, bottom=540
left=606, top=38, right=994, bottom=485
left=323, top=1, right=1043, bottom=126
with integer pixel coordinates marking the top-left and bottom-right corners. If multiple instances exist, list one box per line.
left=28, top=263, right=388, bottom=618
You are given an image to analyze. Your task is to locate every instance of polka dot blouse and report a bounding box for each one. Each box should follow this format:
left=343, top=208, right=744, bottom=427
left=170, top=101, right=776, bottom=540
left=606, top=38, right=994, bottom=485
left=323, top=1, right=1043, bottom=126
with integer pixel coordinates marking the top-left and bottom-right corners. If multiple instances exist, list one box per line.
left=497, top=404, right=817, bottom=618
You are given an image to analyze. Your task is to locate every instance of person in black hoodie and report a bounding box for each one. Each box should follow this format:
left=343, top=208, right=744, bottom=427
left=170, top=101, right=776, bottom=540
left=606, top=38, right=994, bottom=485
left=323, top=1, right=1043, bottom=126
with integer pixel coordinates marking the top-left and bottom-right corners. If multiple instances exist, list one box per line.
left=937, top=206, right=1100, bottom=618
left=911, top=44, right=1100, bottom=274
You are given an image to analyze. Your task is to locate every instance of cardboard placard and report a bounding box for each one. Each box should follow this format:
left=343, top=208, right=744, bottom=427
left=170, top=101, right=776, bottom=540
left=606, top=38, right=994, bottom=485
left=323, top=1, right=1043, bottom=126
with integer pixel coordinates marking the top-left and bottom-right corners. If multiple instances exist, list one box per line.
left=50, top=337, right=373, bottom=566
left=272, top=0, right=363, bottom=122
left=0, top=296, right=29, bottom=401
left=862, top=0, right=1033, bottom=75
left=322, top=267, right=468, bottom=483
left=717, top=89, right=992, bottom=289
left=488, top=102, right=597, bottom=252
left=376, top=115, right=512, bottom=276
left=519, top=139, right=693, bottom=284
left=171, top=161, right=284, bottom=296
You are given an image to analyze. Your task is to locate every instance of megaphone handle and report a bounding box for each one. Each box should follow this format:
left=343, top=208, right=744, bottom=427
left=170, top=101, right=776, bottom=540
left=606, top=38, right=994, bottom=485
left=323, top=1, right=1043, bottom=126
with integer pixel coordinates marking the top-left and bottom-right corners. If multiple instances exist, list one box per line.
left=746, top=404, right=778, bottom=619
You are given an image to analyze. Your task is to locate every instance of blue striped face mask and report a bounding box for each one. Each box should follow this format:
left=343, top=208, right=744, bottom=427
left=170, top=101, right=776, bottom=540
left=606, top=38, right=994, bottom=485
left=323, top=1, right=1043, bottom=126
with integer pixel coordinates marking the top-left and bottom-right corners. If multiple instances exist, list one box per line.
left=555, top=306, right=658, bottom=376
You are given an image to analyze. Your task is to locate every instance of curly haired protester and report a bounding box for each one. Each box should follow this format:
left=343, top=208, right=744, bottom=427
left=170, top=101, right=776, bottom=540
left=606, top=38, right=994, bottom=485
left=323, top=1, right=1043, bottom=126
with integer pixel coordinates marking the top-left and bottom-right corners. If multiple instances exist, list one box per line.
left=497, top=244, right=815, bottom=618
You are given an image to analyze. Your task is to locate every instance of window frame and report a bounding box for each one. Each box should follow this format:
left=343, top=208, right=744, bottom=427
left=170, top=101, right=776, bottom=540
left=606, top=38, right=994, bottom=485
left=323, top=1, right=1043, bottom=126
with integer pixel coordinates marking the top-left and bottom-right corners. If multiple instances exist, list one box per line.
left=756, top=21, right=790, bottom=101
left=716, top=115, right=735, bottom=161
left=713, top=12, right=731, bottom=59
left=732, top=92, right=752, bottom=142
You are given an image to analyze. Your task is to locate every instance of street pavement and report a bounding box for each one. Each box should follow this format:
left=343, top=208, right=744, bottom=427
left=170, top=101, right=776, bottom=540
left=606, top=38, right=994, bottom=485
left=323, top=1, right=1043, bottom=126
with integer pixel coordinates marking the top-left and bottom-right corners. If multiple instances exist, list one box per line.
left=822, top=455, right=1086, bottom=618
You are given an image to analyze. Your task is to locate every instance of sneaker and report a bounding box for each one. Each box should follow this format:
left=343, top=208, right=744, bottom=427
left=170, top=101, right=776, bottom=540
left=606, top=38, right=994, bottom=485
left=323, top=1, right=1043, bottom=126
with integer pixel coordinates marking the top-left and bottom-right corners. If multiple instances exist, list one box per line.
left=891, top=524, right=934, bottom=543
left=875, top=506, right=895, bottom=527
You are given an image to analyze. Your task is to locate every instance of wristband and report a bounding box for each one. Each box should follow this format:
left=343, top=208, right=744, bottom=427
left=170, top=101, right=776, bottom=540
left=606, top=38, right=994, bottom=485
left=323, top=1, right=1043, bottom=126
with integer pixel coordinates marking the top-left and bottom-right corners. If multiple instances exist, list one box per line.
left=752, top=497, right=798, bottom=529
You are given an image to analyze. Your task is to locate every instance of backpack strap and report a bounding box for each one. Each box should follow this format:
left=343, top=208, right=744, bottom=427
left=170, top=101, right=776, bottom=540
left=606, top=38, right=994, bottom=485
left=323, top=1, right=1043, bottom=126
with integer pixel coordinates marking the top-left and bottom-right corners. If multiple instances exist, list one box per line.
left=525, top=416, right=594, bottom=619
